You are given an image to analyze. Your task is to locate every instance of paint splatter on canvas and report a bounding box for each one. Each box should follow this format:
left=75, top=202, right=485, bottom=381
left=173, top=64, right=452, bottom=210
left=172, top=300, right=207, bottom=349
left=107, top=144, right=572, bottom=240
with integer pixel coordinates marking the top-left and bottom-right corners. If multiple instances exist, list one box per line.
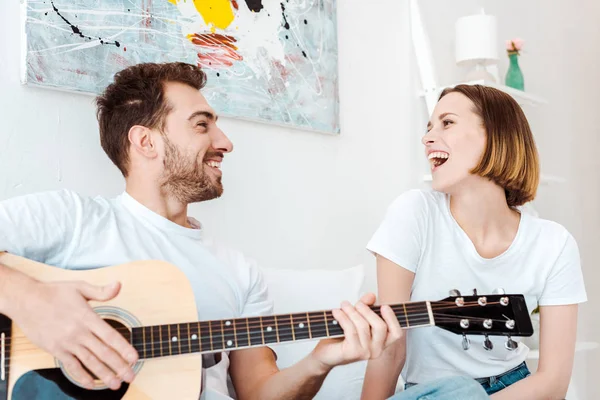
left=21, top=0, right=340, bottom=133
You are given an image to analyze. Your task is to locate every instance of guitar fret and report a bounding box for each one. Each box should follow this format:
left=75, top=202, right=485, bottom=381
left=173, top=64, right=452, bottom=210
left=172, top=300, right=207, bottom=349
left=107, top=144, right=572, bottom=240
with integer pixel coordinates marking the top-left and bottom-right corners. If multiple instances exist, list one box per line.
left=292, top=314, right=310, bottom=340
left=274, top=315, right=280, bottom=343
left=150, top=325, right=155, bottom=358
left=276, top=314, right=293, bottom=343
left=167, top=324, right=172, bottom=355
left=182, top=323, right=191, bottom=355
left=221, top=320, right=226, bottom=350
left=261, top=316, right=278, bottom=344
left=177, top=324, right=182, bottom=355
left=259, top=317, right=265, bottom=345
left=234, top=318, right=249, bottom=348
left=308, top=312, right=326, bottom=339
left=199, top=321, right=210, bottom=352
left=306, top=312, right=312, bottom=339
left=246, top=318, right=251, bottom=346
left=159, top=324, right=164, bottom=357
left=402, top=303, right=410, bottom=328
left=290, top=315, right=296, bottom=341
left=323, top=311, right=330, bottom=337
left=142, top=325, right=147, bottom=359
left=223, top=320, right=235, bottom=349
left=249, top=317, right=263, bottom=346
left=190, top=323, right=200, bottom=353
left=232, top=319, right=238, bottom=348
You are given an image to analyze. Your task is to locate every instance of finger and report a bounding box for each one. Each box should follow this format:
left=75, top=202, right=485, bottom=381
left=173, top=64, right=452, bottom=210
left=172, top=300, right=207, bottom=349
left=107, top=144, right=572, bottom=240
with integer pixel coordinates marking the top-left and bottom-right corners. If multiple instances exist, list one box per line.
left=331, top=307, right=356, bottom=342
left=84, top=333, right=135, bottom=384
left=341, top=301, right=371, bottom=352
left=74, top=345, right=121, bottom=390
left=77, top=281, right=121, bottom=302
left=89, top=315, right=139, bottom=367
left=359, top=292, right=377, bottom=306
left=381, top=305, right=404, bottom=346
left=57, top=351, right=95, bottom=390
left=356, top=302, right=388, bottom=355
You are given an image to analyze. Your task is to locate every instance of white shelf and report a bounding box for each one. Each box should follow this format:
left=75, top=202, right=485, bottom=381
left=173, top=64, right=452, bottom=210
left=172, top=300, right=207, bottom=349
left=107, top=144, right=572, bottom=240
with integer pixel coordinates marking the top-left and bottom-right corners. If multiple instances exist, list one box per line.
left=423, top=174, right=565, bottom=185
left=526, top=341, right=599, bottom=360
left=419, top=79, right=547, bottom=107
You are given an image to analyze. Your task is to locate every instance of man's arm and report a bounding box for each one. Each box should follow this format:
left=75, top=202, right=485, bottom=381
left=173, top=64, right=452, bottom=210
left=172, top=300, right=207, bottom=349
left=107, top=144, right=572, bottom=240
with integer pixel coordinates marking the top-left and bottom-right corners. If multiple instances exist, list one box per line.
left=0, top=190, right=139, bottom=390
left=0, top=258, right=138, bottom=390
left=229, top=293, right=403, bottom=400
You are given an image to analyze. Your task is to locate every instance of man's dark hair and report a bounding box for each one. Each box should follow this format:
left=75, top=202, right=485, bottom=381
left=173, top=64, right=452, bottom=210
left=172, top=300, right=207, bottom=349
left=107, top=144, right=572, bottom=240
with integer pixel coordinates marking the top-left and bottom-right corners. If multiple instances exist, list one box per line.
left=96, top=62, right=207, bottom=176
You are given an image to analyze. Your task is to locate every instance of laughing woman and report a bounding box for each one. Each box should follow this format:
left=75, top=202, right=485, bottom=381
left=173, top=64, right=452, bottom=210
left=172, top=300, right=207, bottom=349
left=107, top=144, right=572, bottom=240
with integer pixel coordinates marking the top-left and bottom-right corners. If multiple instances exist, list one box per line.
left=361, top=85, right=587, bottom=399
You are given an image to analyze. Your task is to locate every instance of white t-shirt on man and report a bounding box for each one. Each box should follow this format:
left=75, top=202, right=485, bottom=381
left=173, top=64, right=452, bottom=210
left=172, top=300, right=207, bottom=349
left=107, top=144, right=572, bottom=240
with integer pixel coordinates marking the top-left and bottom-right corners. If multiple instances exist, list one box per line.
left=367, top=189, right=587, bottom=384
left=0, top=189, right=273, bottom=399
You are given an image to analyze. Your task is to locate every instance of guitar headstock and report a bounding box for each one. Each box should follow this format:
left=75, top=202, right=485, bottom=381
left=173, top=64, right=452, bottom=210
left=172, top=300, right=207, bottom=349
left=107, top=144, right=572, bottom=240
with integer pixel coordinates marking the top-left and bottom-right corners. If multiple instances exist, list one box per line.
left=431, top=289, right=534, bottom=351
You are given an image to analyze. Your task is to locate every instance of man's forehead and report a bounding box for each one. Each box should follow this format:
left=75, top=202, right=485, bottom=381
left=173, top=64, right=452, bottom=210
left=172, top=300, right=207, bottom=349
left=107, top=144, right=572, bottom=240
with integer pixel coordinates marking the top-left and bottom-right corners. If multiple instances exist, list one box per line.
left=164, top=82, right=215, bottom=115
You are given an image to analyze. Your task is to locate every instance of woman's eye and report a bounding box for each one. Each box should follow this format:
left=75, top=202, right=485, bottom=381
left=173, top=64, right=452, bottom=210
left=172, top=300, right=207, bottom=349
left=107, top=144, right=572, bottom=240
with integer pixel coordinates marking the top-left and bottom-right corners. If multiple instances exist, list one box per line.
left=197, top=122, right=208, bottom=128
left=443, top=119, right=453, bottom=127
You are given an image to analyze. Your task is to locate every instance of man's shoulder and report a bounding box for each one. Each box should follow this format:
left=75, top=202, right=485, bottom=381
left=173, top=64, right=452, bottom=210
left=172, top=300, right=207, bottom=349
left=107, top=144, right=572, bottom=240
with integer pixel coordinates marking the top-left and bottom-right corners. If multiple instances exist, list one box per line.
left=0, top=188, right=119, bottom=218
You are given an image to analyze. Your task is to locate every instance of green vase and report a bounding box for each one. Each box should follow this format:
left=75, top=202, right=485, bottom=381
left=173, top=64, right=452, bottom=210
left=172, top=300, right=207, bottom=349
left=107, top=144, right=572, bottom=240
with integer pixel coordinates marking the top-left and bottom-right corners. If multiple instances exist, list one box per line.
left=505, top=52, right=524, bottom=91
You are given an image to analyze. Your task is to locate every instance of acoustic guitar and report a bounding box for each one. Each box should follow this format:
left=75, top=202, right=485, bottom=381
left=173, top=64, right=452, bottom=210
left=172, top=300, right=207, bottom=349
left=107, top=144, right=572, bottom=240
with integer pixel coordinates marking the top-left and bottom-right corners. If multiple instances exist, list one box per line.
left=0, top=252, right=533, bottom=399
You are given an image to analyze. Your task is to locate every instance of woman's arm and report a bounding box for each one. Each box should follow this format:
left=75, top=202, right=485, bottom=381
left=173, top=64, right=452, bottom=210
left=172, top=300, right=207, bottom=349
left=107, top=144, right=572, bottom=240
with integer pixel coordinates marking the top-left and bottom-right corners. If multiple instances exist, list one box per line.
left=360, top=255, right=415, bottom=400
left=491, top=304, right=578, bottom=400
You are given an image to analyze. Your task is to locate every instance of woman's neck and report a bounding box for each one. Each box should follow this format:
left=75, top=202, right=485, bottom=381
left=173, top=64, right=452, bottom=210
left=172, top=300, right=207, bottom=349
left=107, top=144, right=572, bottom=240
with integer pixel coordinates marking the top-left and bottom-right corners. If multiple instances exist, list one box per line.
left=449, top=181, right=521, bottom=258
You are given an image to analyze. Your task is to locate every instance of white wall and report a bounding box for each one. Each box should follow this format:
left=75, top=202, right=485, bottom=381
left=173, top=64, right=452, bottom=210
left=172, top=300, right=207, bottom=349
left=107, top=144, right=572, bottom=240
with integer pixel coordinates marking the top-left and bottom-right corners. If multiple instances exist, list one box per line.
left=2, top=0, right=599, bottom=397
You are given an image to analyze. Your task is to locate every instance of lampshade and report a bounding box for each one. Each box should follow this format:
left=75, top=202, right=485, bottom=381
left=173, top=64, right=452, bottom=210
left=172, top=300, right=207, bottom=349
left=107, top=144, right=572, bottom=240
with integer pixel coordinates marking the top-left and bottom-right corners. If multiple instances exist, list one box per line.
left=455, top=11, right=498, bottom=66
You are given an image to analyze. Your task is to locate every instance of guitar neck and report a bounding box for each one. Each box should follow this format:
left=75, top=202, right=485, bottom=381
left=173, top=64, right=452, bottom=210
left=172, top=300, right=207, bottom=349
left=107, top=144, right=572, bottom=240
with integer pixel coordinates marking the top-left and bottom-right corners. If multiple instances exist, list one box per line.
left=131, top=301, right=432, bottom=360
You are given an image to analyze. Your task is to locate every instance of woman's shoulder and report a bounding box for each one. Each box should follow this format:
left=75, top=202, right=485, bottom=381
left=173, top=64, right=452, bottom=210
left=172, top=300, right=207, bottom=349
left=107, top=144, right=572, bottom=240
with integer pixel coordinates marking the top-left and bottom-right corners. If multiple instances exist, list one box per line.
left=523, top=212, right=576, bottom=248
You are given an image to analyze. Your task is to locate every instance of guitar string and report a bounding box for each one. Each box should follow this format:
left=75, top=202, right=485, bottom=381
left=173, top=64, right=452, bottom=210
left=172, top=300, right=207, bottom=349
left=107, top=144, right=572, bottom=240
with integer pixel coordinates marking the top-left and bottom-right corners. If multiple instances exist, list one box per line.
left=0, top=300, right=513, bottom=347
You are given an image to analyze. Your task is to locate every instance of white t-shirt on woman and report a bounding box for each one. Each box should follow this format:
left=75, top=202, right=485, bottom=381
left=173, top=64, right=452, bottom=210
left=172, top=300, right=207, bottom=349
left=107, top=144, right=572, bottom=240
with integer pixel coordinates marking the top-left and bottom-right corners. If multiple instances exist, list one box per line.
left=367, top=189, right=587, bottom=384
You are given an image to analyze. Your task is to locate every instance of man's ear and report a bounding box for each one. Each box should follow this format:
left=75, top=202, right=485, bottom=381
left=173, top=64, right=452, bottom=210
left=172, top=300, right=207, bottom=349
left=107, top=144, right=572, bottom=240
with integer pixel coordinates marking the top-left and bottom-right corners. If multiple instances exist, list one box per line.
left=128, top=125, right=158, bottom=159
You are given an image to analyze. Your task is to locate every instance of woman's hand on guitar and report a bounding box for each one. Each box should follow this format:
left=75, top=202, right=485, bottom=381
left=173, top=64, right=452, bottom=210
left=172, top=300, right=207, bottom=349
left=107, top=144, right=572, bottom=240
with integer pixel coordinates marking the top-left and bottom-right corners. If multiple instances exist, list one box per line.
left=8, top=278, right=139, bottom=390
left=309, top=293, right=403, bottom=372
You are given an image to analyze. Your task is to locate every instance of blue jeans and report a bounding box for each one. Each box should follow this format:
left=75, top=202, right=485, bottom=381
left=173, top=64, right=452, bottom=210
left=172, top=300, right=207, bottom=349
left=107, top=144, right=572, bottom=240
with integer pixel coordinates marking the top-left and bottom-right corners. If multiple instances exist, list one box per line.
left=401, top=361, right=531, bottom=397
left=474, top=362, right=531, bottom=395
left=390, top=376, right=489, bottom=400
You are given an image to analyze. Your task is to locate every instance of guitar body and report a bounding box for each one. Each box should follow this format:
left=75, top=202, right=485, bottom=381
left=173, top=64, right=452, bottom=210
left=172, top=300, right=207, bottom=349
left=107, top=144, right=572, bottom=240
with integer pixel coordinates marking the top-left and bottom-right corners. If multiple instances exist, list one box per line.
left=0, top=253, right=202, bottom=400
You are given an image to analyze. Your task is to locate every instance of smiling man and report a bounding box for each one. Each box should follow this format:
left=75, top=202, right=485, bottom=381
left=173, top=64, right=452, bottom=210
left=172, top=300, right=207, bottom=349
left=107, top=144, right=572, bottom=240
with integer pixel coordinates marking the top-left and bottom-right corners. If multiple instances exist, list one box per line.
left=0, top=62, right=403, bottom=399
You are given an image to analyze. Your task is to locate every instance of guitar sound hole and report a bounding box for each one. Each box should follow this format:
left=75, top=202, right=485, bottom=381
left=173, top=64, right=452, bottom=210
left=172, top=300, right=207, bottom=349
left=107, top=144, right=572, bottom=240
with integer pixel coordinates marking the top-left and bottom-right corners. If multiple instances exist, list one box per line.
left=81, top=319, right=132, bottom=381
left=12, top=319, right=132, bottom=399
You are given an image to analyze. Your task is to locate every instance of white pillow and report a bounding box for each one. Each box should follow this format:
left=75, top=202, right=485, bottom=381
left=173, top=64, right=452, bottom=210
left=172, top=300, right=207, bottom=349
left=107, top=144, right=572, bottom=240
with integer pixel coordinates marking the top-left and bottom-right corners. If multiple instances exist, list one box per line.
left=260, top=265, right=368, bottom=400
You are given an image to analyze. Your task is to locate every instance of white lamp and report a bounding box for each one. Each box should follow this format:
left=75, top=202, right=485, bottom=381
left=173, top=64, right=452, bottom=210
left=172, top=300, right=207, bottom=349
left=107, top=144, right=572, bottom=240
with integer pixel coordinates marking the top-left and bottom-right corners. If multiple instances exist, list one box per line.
left=455, top=9, right=498, bottom=82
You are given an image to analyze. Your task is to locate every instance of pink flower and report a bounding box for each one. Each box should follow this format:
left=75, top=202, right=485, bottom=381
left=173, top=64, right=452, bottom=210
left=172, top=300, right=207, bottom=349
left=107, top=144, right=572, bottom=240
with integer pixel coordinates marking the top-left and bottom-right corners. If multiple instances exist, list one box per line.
left=506, top=38, right=524, bottom=52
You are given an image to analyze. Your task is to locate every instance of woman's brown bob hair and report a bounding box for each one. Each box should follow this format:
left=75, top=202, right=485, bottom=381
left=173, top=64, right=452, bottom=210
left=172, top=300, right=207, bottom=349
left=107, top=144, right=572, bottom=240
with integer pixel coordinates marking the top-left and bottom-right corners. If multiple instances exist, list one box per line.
left=439, top=84, right=540, bottom=207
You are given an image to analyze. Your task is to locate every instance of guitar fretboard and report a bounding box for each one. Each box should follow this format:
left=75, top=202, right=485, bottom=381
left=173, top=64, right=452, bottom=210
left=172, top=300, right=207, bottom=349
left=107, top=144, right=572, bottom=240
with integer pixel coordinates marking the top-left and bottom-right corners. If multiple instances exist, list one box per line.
left=131, top=302, right=431, bottom=360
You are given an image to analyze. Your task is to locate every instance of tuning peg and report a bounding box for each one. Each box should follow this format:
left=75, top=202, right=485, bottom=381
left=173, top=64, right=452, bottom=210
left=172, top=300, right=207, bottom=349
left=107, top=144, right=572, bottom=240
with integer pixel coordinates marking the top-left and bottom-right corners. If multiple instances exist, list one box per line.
left=449, top=289, right=461, bottom=297
left=462, top=334, right=470, bottom=350
left=483, top=334, right=493, bottom=351
left=505, top=336, right=518, bottom=351
left=478, top=296, right=487, bottom=306
left=492, top=288, right=506, bottom=295
left=483, top=319, right=493, bottom=329
left=472, top=288, right=478, bottom=296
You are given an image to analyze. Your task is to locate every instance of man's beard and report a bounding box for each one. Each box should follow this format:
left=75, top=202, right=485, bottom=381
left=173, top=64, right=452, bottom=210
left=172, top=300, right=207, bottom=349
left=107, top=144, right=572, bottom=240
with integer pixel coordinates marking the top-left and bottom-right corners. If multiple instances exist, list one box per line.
left=160, top=138, right=223, bottom=204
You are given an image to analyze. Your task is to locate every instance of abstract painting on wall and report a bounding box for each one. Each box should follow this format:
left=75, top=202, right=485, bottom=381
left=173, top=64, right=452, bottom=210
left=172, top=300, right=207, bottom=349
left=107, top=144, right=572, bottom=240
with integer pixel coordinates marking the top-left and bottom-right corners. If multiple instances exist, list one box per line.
left=21, top=0, right=340, bottom=134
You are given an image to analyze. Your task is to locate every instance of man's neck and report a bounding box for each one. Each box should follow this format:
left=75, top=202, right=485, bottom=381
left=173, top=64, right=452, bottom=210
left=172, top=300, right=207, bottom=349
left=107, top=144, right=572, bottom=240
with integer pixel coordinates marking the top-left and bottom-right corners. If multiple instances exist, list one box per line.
left=125, top=181, right=190, bottom=228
